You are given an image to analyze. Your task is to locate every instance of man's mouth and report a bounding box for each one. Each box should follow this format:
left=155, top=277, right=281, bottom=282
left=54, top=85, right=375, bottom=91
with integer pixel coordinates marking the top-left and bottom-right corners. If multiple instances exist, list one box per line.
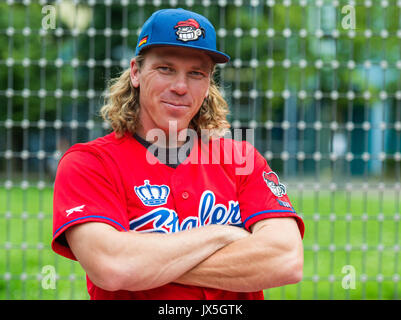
left=162, top=101, right=190, bottom=109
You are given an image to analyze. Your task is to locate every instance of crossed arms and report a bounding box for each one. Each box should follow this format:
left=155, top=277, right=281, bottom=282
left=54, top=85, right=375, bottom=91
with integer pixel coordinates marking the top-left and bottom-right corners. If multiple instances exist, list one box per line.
left=65, top=217, right=303, bottom=292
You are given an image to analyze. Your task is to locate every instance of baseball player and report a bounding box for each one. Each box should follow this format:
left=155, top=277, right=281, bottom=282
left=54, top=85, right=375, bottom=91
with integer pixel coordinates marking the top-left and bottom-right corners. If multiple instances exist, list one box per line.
left=52, top=8, right=305, bottom=300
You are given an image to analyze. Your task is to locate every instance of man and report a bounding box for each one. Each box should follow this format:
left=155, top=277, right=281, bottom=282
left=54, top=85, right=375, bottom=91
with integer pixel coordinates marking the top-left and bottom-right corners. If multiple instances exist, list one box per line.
left=52, top=8, right=305, bottom=300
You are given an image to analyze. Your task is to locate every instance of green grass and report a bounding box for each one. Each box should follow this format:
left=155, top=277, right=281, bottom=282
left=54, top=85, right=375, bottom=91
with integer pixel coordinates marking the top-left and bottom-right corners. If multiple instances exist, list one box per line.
left=0, top=186, right=400, bottom=300
left=0, top=187, right=89, bottom=300
left=265, top=187, right=401, bottom=300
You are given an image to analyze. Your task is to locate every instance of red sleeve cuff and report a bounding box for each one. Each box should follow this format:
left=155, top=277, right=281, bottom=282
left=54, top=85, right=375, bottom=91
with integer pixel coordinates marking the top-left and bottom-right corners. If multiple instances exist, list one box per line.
left=52, top=215, right=128, bottom=261
left=243, top=210, right=305, bottom=239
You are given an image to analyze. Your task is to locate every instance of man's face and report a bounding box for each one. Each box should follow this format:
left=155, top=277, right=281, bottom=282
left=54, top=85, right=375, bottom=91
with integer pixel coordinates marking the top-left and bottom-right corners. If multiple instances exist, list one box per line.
left=130, top=46, right=213, bottom=142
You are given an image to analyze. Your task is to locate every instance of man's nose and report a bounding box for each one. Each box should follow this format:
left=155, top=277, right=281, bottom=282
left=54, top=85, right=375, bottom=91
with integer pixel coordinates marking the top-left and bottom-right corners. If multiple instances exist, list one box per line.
left=170, top=73, right=188, bottom=95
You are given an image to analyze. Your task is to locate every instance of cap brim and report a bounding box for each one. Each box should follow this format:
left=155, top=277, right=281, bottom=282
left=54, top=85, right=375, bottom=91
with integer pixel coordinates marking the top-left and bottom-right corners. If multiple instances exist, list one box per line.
left=137, top=42, right=230, bottom=64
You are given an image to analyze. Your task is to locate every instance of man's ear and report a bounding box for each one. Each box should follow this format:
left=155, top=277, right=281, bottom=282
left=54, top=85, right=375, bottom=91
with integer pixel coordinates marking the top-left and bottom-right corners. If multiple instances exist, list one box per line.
left=130, top=58, right=140, bottom=88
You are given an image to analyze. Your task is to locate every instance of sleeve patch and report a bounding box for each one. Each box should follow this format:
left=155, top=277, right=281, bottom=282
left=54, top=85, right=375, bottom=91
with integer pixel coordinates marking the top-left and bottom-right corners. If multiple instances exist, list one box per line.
left=263, top=171, right=287, bottom=197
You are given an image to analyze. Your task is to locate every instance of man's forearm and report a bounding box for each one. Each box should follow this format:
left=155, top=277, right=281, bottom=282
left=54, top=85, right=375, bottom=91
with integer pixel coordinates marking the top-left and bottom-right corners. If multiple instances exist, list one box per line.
left=174, top=218, right=304, bottom=292
left=67, top=222, right=249, bottom=292
left=174, top=231, right=270, bottom=292
left=119, top=224, right=246, bottom=291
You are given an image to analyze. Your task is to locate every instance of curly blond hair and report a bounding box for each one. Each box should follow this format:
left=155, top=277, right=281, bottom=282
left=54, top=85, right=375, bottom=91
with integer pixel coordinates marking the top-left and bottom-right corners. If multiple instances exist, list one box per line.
left=100, top=54, right=231, bottom=139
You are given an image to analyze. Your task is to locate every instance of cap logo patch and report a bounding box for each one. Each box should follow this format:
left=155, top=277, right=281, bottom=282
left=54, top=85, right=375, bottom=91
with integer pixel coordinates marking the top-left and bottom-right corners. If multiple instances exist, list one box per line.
left=138, top=35, right=148, bottom=48
left=263, top=171, right=287, bottom=198
left=174, top=18, right=205, bottom=42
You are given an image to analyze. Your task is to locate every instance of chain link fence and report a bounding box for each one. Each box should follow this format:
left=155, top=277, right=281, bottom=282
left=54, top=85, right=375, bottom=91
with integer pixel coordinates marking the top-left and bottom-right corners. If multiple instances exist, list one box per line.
left=0, top=0, right=400, bottom=299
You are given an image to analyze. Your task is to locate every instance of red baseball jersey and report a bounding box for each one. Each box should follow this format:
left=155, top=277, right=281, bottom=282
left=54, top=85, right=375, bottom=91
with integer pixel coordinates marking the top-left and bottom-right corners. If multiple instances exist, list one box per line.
left=52, top=131, right=304, bottom=300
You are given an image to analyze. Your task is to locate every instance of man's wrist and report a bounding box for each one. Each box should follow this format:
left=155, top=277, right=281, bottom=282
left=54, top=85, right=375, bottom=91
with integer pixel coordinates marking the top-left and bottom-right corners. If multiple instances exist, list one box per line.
left=205, top=224, right=251, bottom=247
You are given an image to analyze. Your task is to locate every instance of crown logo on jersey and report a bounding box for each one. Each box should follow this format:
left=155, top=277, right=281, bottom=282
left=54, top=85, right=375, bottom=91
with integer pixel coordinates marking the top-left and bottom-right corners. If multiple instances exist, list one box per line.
left=134, top=180, right=170, bottom=206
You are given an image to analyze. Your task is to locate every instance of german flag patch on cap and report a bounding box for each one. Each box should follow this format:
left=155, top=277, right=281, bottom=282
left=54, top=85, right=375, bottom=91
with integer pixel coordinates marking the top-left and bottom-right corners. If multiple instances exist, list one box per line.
left=138, top=36, right=148, bottom=48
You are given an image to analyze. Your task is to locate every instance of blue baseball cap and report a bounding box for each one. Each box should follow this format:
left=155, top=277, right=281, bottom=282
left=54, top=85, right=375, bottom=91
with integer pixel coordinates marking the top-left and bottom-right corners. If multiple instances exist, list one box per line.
left=135, top=8, right=230, bottom=64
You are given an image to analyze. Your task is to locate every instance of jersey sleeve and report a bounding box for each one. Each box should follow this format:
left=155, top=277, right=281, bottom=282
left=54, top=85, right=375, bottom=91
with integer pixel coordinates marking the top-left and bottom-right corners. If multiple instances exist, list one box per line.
left=237, top=142, right=305, bottom=238
left=52, top=147, right=129, bottom=260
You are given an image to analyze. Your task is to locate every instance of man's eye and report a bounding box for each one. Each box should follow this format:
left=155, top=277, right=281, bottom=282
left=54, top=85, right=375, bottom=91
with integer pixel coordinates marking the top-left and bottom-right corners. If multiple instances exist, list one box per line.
left=158, top=66, right=174, bottom=73
left=190, top=71, right=205, bottom=78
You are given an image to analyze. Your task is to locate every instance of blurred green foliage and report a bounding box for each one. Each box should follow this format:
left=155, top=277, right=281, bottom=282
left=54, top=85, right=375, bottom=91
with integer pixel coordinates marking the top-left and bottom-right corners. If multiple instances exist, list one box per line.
left=1, top=2, right=400, bottom=122
left=0, top=2, right=400, bottom=176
